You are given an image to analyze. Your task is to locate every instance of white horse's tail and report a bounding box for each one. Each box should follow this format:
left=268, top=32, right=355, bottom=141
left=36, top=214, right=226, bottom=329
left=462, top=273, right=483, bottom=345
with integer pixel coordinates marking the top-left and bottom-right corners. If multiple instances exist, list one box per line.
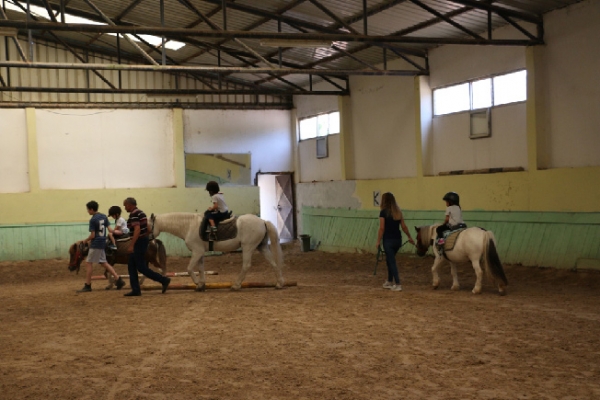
left=265, top=220, right=284, bottom=269
left=482, top=231, right=508, bottom=287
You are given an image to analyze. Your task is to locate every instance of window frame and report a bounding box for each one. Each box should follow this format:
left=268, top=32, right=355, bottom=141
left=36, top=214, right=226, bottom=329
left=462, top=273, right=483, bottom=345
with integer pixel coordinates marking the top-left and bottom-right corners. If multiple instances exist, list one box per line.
left=298, top=110, right=340, bottom=141
left=432, top=69, right=527, bottom=117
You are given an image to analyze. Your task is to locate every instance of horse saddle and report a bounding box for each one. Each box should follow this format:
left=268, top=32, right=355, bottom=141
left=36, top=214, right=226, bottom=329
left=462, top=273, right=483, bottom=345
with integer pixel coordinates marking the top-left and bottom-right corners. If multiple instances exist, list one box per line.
left=107, top=236, right=132, bottom=256
left=440, top=226, right=467, bottom=252
left=199, top=215, right=238, bottom=242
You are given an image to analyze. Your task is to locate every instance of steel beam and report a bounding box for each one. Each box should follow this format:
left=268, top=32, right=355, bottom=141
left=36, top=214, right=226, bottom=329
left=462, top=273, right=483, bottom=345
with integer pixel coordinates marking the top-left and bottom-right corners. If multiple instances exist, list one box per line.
left=0, top=21, right=542, bottom=45
left=0, top=86, right=348, bottom=95
left=0, top=61, right=426, bottom=76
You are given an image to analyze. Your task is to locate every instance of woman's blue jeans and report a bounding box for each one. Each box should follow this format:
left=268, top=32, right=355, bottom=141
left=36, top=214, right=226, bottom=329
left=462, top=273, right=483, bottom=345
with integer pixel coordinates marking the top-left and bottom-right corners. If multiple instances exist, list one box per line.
left=383, top=238, right=402, bottom=285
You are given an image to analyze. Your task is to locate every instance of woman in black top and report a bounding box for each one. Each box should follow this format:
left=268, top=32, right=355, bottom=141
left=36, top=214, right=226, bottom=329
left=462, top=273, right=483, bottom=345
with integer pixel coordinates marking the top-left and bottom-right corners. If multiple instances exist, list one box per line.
left=376, top=192, right=415, bottom=291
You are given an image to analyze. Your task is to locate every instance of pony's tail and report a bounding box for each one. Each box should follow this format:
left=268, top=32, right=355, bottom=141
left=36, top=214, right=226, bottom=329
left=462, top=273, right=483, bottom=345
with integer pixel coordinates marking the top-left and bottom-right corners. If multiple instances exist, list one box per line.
left=155, top=239, right=168, bottom=274
left=483, top=231, right=508, bottom=286
left=265, top=221, right=284, bottom=269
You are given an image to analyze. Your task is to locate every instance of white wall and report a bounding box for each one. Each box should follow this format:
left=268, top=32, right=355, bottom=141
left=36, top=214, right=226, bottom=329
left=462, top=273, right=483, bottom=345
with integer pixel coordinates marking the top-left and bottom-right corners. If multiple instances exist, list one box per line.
left=36, top=109, right=174, bottom=189
left=183, top=109, right=293, bottom=179
left=0, top=109, right=29, bottom=193
left=537, top=0, right=600, bottom=168
left=298, top=134, right=342, bottom=182
left=427, top=24, right=528, bottom=174
left=349, top=75, right=417, bottom=179
left=428, top=24, right=529, bottom=89
left=431, top=104, right=527, bottom=172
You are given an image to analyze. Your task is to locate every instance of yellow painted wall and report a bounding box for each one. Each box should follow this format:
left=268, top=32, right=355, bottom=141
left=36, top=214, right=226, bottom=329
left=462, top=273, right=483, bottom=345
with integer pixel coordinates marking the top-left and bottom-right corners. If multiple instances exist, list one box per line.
left=0, top=108, right=259, bottom=225
left=353, top=168, right=600, bottom=213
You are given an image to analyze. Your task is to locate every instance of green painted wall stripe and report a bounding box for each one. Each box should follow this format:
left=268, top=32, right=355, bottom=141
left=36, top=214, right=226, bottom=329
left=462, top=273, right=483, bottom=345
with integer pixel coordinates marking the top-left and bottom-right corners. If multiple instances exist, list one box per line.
left=301, top=207, right=600, bottom=269
left=0, top=223, right=192, bottom=261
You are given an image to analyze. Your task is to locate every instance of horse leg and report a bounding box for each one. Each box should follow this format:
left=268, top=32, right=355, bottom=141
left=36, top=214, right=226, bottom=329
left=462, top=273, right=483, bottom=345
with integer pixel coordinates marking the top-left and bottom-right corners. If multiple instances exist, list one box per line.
left=450, top=263, right=460, bottom=291
left=187, top=250, right=206, bottom=292
left=431, top=257, right=443, bottom=290
left=259, top=245, right=285, bottom=289
left=471, top=259, right=484, bottom=294
left=232, top=245, right=254, bottom=291
left=105, top=270, right=115, bottom=290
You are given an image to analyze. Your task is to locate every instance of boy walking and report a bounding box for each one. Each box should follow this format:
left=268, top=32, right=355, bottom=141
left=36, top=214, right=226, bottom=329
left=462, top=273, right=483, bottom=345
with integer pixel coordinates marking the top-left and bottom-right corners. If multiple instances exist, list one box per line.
left=77, top=201, right=125, bottom=292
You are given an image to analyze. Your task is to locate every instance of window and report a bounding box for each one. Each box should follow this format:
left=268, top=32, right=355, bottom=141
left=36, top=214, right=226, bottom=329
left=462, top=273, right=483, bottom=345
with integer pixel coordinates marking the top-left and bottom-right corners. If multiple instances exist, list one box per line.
left=299, top=111, right=340, bottom=141
left=433, top=70, right=527, bottom=116
left=493, top=70, right=527, bottom=106
left=433, top=83, right=470, bottom=115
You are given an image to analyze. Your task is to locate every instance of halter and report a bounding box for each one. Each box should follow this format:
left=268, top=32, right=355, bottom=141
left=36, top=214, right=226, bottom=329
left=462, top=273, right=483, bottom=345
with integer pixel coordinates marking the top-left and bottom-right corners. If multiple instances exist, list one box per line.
left=148, top=213, right=156, bottom=240
left=68, top=241, right=87, bottom=273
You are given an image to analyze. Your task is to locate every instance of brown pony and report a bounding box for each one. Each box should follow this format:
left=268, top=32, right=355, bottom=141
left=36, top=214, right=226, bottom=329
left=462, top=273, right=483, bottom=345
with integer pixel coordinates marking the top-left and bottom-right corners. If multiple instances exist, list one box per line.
left=68, top=239, right=168, bottom=289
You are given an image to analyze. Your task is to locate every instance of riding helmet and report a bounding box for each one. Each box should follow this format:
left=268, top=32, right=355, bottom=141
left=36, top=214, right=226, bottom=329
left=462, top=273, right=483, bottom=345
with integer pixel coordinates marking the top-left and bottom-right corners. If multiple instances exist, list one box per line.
left=206, top=180, right=220, bottom=194
left=443, top=192, right=460, bottom=206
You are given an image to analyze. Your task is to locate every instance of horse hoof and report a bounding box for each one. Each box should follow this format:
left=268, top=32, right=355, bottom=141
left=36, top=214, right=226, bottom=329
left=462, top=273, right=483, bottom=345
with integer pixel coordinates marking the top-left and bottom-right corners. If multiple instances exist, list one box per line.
left=451, top=285, right=460, bottom=291
left=499, top=289, right=507, bottom=296
left=195, top=285, right=206, bottom=292
left=432, top=285, right=438, bottom=290
left=472, top=289, right=482, bottom=294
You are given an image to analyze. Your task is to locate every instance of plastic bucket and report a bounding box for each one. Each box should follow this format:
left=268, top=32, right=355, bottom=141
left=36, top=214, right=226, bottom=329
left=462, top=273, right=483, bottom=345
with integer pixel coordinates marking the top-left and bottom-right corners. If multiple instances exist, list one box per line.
left=299, top=234, right=311, bottom=252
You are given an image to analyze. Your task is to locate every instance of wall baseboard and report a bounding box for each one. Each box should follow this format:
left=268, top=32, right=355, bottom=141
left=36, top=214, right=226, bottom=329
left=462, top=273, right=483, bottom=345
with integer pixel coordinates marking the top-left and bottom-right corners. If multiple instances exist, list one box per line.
left=301, top=207, right=600, bottom=269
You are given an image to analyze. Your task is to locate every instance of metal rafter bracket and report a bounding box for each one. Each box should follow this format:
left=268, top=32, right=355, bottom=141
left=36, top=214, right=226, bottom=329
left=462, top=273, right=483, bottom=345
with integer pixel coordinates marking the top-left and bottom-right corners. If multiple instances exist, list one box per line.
left=0, top=21, right=543, bottom=45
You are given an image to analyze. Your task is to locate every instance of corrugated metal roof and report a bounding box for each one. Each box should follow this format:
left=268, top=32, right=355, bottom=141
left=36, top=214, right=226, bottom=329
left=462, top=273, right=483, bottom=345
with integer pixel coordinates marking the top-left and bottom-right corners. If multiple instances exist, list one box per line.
left=0, top=0, right=585, bottom=103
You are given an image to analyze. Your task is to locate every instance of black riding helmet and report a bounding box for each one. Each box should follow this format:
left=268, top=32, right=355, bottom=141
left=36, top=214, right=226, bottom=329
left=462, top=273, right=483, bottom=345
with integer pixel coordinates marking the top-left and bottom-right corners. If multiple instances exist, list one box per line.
left=206, top=180, right=220, bottom=195
left=443, top=192, right=460, bottom=206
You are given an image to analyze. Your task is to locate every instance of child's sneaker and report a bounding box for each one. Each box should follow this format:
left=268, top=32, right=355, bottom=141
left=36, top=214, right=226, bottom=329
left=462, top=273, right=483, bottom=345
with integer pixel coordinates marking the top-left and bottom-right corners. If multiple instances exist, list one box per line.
left=390, top=284, right=402, bottom=291
left=108, top=243, right=117, bottom=251
left=382, top=281, right=394, bottom=289
left=77, top=284, right=92, bottom=293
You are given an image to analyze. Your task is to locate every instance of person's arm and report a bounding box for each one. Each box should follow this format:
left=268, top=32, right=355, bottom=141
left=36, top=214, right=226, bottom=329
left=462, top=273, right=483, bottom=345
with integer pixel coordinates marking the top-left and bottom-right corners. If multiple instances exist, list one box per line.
left=127, top=225, right=140, bottom=253
left=400, top=216, right=415, bottom=245
left=376, top=217, right=385, bottom=249
left=84, top=231, right=95, bottom=244
left=207, top=201, right=218, bottom=211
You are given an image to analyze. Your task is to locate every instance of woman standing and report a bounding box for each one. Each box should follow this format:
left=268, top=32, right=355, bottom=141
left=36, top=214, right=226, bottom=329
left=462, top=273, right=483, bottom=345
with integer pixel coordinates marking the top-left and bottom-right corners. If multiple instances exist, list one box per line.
left=376, top=192, right=415, bottom=291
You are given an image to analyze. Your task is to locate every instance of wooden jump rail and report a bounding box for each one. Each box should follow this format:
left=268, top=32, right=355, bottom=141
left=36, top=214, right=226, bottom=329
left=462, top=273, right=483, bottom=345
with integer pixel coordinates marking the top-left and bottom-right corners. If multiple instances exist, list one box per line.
left=141, top=281, right=298, bottom=290
left=91, top=271, right=217, bottom=280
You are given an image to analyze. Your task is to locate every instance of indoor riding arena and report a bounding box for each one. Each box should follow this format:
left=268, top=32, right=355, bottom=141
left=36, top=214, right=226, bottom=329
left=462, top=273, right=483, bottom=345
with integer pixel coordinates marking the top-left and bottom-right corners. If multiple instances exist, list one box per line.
left=1, top=1, right=599, bottom=399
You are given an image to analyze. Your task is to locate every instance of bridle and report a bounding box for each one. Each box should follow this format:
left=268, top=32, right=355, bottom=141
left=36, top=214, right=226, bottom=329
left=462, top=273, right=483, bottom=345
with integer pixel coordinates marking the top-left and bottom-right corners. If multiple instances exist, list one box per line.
left=68, top=241, right=87, bottom=273
left=148, top=213, right=156, bottom=240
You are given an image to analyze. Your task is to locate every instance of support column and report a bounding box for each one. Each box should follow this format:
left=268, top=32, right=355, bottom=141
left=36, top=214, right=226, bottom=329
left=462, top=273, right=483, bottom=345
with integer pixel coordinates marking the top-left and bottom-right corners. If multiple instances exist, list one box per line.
left=526, top=46, right=538, bottom=172
left=25, top=107, right=40, bottom=192
left=414, top=76, right=424, bottom=178
left=291, top=107, right=300, bottom=184
left=338, top=95, right=354, bottom=180
left=172, top=107, right=185, bottom=188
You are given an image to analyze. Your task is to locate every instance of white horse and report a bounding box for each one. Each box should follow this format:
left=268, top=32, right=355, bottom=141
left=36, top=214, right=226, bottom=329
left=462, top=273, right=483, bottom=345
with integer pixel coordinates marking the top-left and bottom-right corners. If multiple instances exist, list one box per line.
left=149, top=213, right=285, bottom=291
left=414, top=225, right=508, bottom=295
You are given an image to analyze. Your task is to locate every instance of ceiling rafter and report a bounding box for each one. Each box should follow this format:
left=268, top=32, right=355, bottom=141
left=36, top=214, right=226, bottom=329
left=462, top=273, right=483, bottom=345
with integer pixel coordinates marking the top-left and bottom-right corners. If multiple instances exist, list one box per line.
left=0, top=0, right=564, bottom=108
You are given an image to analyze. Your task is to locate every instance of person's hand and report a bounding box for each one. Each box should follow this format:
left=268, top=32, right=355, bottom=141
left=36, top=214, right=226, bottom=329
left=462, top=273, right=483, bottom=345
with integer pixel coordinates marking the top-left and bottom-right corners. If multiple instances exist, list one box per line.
left=127, top=245, right=134, bottom=254
left=376, top=242, right=380, bottom=249
left=408, top=238, right=415, bottom=245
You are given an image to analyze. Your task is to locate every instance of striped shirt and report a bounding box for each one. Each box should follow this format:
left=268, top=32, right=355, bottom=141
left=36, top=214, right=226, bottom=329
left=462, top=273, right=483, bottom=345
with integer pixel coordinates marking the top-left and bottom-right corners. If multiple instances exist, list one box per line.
left=127, top=208, right=148, bottom=237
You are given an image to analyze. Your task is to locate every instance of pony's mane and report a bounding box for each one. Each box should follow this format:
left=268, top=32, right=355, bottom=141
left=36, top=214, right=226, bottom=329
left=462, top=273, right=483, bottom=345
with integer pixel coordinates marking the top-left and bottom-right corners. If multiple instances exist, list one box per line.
left=156, top=212, right=201, bottom=238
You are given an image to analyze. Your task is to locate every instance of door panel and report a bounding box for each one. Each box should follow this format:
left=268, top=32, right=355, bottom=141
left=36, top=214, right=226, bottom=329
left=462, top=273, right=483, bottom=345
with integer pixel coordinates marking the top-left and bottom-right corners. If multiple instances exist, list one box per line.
left=275, top=174, right=294, bottom=241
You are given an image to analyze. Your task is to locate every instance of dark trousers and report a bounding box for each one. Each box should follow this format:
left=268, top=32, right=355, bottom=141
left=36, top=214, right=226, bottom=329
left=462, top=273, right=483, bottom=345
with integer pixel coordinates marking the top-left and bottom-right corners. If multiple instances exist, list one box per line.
left=127, top=236, right=167, bottom=294
left=383, top=237, right=402, bottom=285
left=436, top=224, right=449, bottom=239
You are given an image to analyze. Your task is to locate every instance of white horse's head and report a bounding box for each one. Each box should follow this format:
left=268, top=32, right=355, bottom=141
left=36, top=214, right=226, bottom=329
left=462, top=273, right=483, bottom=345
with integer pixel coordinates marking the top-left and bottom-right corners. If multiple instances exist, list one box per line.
left=149, top=213, right=160, bottom=240
left=414, top=225, right=438, bottom=257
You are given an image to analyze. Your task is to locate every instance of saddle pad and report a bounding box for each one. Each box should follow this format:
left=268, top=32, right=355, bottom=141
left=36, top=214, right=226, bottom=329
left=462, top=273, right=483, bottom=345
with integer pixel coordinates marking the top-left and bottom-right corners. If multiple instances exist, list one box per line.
left=199, top=216, right=239, bottom=242
left=114, top=237, right=132, bottom=255
left=442, top=229, right=466, bottom=252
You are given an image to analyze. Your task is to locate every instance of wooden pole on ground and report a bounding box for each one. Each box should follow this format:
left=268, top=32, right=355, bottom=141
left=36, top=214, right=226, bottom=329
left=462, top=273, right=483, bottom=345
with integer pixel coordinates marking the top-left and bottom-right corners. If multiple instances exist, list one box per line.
left=91, top=271, right=217, bottom=280
left=141, top=281, right=298, bottom=290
